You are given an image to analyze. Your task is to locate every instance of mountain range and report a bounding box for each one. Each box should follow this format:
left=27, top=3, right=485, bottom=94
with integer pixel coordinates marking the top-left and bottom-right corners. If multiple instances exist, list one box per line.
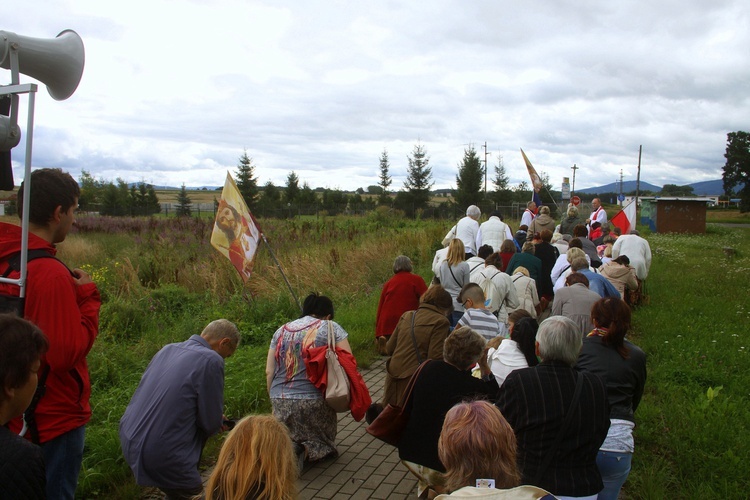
left=575, top=179, right=735, bottom=196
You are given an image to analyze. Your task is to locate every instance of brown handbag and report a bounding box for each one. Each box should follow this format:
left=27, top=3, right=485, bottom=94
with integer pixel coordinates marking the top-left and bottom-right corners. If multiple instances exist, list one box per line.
left=365, top=359, right=430, bottom=446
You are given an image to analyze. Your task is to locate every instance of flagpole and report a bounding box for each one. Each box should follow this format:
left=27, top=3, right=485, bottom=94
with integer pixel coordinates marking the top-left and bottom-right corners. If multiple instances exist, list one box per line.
left=247, top=212, right=303, bottom=314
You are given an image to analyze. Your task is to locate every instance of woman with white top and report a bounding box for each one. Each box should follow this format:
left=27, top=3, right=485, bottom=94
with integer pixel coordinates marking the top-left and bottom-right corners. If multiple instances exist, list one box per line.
left=487, top=317, right=539, bottom=386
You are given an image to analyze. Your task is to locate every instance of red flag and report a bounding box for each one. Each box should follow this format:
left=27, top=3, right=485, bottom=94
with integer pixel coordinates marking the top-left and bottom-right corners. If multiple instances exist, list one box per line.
left=520, top=149, right=543, bottom=208
left=211, top=173, right=260, bottom=282
left=611, top=200, right=637, bottom=235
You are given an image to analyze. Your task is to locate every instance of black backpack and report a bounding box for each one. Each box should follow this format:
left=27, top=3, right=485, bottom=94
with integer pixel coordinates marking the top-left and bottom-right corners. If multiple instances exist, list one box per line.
left=0, top=249, right=67, bottom=316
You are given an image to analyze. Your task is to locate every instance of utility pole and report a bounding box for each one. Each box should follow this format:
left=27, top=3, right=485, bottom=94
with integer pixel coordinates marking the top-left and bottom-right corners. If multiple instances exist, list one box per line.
left=571, top=164, right=579, bottom=196
left=482, top=141, right=489, bottom=198
left=636, top=145, right=642, bottom=209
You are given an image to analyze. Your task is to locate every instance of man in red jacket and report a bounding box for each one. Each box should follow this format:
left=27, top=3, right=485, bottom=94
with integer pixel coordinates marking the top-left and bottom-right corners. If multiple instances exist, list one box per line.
left=0, top=168, right=101, bottom=500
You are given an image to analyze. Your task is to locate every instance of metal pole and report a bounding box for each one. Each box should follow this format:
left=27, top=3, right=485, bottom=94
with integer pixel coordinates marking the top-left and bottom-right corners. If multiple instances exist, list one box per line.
left=247, top=212, right=302, bottom=313
left=571, top=164, right=578, bottom=196
left=18, top=89, right=35, bottom=299
left=636, top=145, right=642, bottom=210
left=482, top=141, right=488, bottom=198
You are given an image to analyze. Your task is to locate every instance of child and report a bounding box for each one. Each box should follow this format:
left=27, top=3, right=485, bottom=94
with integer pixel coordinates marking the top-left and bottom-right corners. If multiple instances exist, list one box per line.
left=456, top=283, right=506, bottom=341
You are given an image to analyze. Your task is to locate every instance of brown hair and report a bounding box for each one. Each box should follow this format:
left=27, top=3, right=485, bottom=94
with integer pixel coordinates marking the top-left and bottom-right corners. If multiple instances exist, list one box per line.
left=590, top=297, right=632, bottom=359
left=458, top=283, right=484, bottom=305
left=484, top=252, right=502, bottom=268
left=421, top=285, right=453, bottom=313
left=0, top=314, right=48, bottom=401
left=438, top=401, right=521, bottom=492
left=18, top=168, right=80, bottom=226
left=508, top=309, right=531, bottom=327
left=540, top=229, right=553, bottom=243
left=205, top=415, right=297, bottom=500
left=499, top=240, right=516, bottom=254
left=565, top=272, right=589, bottom=287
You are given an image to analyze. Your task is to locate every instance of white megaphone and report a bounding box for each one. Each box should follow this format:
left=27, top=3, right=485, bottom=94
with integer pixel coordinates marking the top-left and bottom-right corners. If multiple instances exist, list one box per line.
left=0, top=29, right=85, bottom=101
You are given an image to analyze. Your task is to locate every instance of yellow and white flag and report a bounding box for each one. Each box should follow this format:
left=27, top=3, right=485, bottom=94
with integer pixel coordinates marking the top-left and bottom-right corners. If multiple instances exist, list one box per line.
left=211, top=173, right=260, bottom=282
left=520, top=148, right=544, bottom=207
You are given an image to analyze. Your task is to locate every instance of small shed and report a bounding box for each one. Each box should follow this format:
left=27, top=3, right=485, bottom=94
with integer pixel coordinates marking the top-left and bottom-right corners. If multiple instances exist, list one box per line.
left=639, top=197, right=711, bottom=234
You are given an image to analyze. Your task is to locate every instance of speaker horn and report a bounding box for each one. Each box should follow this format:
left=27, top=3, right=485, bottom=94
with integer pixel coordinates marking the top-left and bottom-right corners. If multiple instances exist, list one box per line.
left=0, top=29, right=85, bottom=101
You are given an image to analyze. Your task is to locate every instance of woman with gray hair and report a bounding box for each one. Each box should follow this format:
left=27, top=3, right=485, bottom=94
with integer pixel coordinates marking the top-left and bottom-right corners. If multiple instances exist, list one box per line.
left=397, top=327, right=499, bottom=497
left=375, top=255, right=428, bottom=355
left=496, top=316, right=610, bottom=499
left=560, top=205, right=584, bottom=236
left=527, top=205, right=556, bottom=239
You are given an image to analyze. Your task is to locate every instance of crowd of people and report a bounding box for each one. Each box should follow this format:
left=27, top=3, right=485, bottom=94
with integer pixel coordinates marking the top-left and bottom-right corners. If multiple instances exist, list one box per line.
left=0, top=173, right=651, bottom=500
left=372, top=203, right=650, bottom=499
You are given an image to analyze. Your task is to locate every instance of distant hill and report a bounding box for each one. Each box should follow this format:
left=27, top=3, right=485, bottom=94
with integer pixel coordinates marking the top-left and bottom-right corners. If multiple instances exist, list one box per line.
left=576, top=181, right=661, bottom=195
left=688, top=179, right=727, bottom=195
left=577, top=179, right=742, bottom=196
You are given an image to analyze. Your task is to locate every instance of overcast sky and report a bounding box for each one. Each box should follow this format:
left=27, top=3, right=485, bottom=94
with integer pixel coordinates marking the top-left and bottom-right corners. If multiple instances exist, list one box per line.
left=3, top=0, right=748, bottom=192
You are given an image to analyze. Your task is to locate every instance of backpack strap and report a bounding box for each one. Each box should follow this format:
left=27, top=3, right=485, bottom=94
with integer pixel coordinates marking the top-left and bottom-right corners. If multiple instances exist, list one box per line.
left=2, top=249, right=74, bottom=278
left=22, top=365, right=49, bottom=445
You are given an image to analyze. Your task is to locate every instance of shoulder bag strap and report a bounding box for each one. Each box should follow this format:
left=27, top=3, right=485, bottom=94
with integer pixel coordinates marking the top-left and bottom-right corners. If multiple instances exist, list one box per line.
left=408, top=310, right=423, bottom=365
left=470, top=262, right=484, bottom=273
left=327, top=320, right=336, bottom=350
left=399, top=359, right=431, bottom=408
left=448, top=265, right=460, bottom=287
left=533, top=373, right=584, bottom=484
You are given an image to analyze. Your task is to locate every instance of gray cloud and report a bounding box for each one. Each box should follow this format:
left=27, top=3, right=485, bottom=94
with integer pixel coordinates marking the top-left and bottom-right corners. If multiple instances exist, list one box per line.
left=4, top=0, right=747, bottom=192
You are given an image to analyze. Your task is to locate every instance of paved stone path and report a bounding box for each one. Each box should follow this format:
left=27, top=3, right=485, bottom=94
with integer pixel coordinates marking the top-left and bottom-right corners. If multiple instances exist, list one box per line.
left=298, top=357, right=419, bottom=499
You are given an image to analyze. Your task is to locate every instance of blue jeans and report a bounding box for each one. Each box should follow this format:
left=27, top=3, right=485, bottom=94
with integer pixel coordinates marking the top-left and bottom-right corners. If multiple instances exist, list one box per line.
left=450, top=311, right=463, bottom=328
left=596, top=450, right=632, bottom=500
left=42, top=425, right=86, bottom=500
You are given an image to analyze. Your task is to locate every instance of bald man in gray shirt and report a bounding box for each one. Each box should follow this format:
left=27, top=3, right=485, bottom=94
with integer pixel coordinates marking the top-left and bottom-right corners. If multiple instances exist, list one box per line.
left=119, top=320, right=240, bottom=499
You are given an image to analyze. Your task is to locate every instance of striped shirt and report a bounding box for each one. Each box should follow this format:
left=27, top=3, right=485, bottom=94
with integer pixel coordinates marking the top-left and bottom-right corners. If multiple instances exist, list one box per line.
left=457, top=308, right=506, bottom=340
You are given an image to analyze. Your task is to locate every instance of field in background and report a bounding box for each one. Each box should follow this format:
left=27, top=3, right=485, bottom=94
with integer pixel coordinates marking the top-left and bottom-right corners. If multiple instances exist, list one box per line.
left=2, top=211, right=748, bottom=498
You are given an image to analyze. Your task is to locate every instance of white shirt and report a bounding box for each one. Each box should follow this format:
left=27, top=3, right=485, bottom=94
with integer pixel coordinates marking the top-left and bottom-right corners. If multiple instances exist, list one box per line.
left=466, top=256, right=487, bottom=282
left=520, top=209, right=535, bottom=228
left=488, top=339, right=530, bottom=386
left=612, top=234, right=652, bottom=280
left=432, top=247, right=449, bottom=277
left=455, top=216, right=480, bottom=255
left=589, top=206, right=607, bottom=225
left=553, top=259, right=595, bottom=293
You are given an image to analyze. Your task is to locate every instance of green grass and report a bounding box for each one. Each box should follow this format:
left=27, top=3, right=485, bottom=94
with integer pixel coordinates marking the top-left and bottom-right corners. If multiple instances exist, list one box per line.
left=625, top=225, right=750, bottom=498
